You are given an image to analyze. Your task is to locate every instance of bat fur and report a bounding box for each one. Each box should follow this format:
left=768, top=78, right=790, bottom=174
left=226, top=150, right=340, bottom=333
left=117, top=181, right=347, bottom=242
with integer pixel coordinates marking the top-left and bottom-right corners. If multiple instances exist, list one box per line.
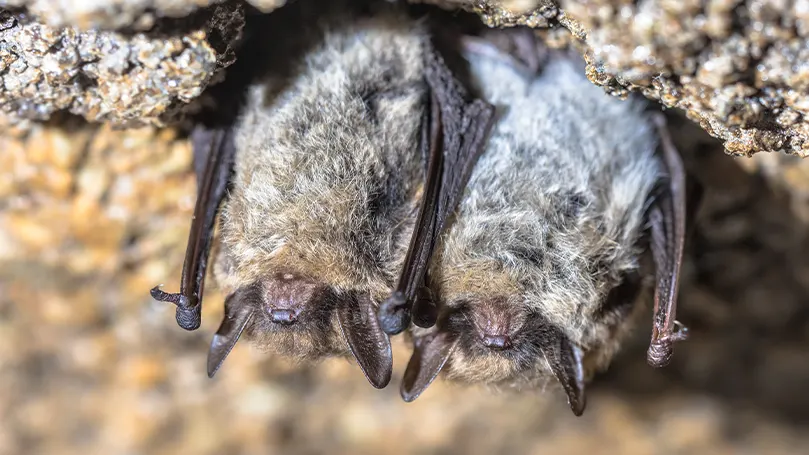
left=405, top=36, right=674, bottom=413
left=213, top=6, right=428, bottom=362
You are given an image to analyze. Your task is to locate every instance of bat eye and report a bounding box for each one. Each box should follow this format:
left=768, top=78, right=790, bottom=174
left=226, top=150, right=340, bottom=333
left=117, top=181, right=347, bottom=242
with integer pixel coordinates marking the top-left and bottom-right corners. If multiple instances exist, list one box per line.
left=481, top=334, right=512, bottom=350
left=270, top=308, right=299, bottom=325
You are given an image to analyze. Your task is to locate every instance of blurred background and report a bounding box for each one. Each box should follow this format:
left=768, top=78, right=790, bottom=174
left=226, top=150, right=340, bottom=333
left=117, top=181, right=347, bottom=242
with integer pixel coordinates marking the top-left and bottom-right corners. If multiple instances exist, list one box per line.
left=2, top=109, right=809, bottom=454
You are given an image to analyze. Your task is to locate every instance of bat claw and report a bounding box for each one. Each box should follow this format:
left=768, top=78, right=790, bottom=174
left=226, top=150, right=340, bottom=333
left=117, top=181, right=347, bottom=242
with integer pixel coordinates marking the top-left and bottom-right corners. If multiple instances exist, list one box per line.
left=671, top=320, right=689, bottom=340
left=150, top=285, right=201, bottom=331
left=150, top=285, right=187, bottom=306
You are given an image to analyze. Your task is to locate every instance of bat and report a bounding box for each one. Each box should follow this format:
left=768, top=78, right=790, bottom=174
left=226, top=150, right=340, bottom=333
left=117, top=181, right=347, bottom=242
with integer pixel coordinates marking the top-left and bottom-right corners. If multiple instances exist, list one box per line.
left=400, top=30, right=692, bottom=415
left=150, top=1, right=493, bottom=389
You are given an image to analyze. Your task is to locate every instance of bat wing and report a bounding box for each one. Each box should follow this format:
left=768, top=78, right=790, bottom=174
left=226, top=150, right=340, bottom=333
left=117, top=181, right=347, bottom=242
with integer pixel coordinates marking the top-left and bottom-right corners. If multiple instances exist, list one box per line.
left=378, top=40, right=495, bottom=335
left=647, top=113, right=690, bottom=367
left=150, top=125, right=237, bottom=330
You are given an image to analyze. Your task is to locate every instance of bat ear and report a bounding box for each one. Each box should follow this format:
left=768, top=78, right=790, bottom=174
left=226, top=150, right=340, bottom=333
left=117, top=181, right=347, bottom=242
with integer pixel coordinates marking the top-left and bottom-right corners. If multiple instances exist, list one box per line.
left=207, top=289, right=254, bottom=378
left=400, top=331, right=458, bottom=402
left=460, top=27, right=548, bottom=76
left=540, top=330, right=586, bottom=416
left=337, top=293, right=393, bottom=389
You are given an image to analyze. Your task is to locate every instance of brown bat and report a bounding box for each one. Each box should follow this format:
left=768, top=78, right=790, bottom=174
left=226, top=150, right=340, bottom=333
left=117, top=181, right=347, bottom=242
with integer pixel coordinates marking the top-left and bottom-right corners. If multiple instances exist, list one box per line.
left=400, top=30, right=695, bottom=415
left=150, top=1, right=493, bottom=389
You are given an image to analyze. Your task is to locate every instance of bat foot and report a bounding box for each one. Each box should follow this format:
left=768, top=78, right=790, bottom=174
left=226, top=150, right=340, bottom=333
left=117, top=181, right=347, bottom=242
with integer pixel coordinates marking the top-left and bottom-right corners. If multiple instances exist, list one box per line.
left=150, top=286, right=201, bottom=331
left=378, top=291, right=410, bottom=335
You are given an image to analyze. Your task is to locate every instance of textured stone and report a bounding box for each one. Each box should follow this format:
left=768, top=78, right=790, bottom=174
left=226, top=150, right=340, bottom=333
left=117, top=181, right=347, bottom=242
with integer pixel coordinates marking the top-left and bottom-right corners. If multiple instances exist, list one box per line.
left=0, top=3, right=244, bottom=128
left=419, top=0, right=809, bottom=156
left=559, top=0, right=809, bottom=156
left=5, top=0, right=809, bottom=155
left=1, top=0, right=283, bottom=30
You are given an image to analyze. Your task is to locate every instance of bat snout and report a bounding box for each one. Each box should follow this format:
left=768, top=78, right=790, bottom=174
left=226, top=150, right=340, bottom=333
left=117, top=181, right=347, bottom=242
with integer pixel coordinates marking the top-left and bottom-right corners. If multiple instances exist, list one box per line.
left=262, top=272, right=322, bottom=325
left=481, top=334, right=512, bottom=350
left=269, top=308, right=299, bottom=325
left=468, top=296, right=524, bottom=351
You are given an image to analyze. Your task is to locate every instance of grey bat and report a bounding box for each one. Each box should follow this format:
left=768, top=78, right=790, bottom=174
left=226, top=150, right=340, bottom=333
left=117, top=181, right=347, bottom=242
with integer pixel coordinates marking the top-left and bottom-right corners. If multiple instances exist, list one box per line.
left=400, top=30, right=692, bottom=415
left=150, top=1, right=493, bottom=389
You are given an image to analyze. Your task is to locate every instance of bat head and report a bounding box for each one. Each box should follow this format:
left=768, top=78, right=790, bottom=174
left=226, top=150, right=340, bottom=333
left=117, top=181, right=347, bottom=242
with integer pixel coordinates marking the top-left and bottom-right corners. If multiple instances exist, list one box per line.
left=401, top=294, right=584, bottom=415
left=401, top=274, right=644, bottom=416
left=207, top=269, right=392, bottom=389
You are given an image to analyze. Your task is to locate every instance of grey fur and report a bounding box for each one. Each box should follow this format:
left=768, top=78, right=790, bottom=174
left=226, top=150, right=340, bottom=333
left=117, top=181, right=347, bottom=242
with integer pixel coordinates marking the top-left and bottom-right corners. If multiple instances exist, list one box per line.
left=417, top=49, right=663, bottom=388
left=212, top=5, right=428, bottom=363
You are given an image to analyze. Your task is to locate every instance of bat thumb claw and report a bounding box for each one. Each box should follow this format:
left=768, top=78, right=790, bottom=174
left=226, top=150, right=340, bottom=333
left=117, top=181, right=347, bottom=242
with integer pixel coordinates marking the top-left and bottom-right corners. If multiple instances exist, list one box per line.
left=150, top=286, right=201, bottom=331
left=671, top=320, right=689, bottom=341
left=646, top=340, right=673, bottom=368
left=647, top=321, right=690, bottom=367
left=150, top=285, right=183, bottom=305
left=176, top=305, right=201, bottom=331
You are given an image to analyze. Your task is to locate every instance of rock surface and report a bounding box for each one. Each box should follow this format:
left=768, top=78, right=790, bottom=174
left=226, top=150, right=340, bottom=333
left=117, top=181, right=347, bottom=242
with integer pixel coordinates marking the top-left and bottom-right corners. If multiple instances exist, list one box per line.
left=4, top=0, right=809, bottom=155
left=0, top=3, right=244, bottom=128
left=2, top=114, right=809, bottom=454
left=0, top=0, right=284, bottom=29
left=562, top=0, right=809, bottom=156
left=418, top=0, right=809, bottom=156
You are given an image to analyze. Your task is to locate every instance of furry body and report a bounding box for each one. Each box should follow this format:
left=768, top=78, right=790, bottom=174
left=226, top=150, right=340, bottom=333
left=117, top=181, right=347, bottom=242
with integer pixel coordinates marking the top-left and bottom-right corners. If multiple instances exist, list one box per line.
left=423, top=49, right=662, bottom=387
left=213, top=6, right=428, bottom=361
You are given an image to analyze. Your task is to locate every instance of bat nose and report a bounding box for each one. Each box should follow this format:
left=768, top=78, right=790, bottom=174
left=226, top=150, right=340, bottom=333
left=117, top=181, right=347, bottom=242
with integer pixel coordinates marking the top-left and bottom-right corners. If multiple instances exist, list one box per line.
left=481, top=334, right=511, bottom=350
left=270, top=309, right=298, bottom=325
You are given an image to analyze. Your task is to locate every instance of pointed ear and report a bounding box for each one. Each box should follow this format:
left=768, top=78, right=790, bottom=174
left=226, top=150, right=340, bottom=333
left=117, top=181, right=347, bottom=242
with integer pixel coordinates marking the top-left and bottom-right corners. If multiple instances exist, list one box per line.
left=540, top=330, right=586, bottom=416
left=337, top=293, right=393, bottom=389
left=207, top=290, right=254, bottom=378
left=401, top=331, right=458, bottom=402
left=647, top=113, right=690, bottom=368
left=460, top=27, right=548, bottom=76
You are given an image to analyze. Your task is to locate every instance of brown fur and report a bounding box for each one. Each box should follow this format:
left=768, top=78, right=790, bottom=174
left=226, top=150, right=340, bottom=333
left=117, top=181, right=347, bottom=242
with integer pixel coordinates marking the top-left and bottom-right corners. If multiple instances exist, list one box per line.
left=212, top=3, right=429, bottom=363
left=415, top=46, right=662, bottom=388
